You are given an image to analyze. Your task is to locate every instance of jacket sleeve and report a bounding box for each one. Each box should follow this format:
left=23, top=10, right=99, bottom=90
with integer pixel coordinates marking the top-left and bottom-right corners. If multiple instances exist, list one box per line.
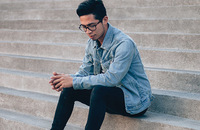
left=70, top=43, right=94, bottom=78
left=73, top=40, right=136, bottom=90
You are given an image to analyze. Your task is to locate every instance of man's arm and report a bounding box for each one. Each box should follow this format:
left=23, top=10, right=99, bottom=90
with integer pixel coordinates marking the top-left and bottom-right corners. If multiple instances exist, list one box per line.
left=49, top=43, right=94, bottom=92
left=73, top=40, right=136, bottom=90
left=71, top=43, right=94, bottom=77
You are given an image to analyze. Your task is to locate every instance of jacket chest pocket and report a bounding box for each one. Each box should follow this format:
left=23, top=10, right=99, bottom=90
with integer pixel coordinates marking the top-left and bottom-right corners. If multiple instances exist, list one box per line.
left=101, top=58, right=113, bottom=73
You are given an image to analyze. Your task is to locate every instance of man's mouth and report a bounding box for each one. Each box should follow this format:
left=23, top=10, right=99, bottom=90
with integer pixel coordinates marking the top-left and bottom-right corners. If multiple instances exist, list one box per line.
left=89, top=35, right=95, bottom=38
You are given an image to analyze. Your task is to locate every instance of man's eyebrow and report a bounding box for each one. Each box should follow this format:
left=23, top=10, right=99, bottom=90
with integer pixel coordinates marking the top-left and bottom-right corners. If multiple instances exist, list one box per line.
left=81, top=22, right=96, bottom=26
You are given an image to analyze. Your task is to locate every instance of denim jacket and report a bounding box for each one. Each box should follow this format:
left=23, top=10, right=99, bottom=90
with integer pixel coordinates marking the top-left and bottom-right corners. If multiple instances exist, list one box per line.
left=72, top=23, right=153, bottom=114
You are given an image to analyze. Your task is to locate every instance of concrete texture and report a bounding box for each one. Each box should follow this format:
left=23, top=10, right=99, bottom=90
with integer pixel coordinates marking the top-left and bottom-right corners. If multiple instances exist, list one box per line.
left=0, top=109, right=83, bottom=130
left=0, top=0, right=199, bottom=129
left=0, top=65, right=200, bottom=95
left=0, top=19, right=200, bottom=34
left=0, top=48, right=199, bottom=73
left=0, top=31, right=199, bottom=50
left=0, top=6, right=199, bottom=20
left=1, top=87, right=200, bottom=130
left=0, top=0, right=200, bottom=10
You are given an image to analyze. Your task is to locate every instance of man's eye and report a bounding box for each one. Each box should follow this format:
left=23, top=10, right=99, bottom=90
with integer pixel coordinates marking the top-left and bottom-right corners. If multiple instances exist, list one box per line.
left=89, top=25, right=95, bottom=28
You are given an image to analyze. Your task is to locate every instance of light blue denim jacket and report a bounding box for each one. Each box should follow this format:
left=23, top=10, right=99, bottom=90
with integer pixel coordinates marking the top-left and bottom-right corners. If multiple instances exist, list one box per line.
left=72, top=23, right=153, bottom=114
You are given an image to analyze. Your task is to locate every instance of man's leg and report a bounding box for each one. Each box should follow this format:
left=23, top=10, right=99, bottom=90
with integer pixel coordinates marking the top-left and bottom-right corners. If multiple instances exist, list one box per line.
left=85, top=86, right=125, bottom=130
left=51, top=87, right=91, bottom=130
left=85, top=86, right=147, bottom=130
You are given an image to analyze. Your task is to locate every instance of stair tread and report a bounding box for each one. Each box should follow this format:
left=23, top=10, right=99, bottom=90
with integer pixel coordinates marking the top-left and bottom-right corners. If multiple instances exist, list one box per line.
left=0, top=0, right=199, bottom=8
left=0, top=6, right=199, bottom=20
left=1, top=85, right=199, bottom=105
left=152, top=89, right=200, bottom=101
left=0, top=101, right=200, bottom=130
left=1, top=29, right=200, bottom=35
left=0, top=108, right=83, bottom=130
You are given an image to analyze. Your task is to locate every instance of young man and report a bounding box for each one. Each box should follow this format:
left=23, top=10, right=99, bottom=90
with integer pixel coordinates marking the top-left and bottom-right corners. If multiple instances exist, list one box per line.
left=49, top=0, right=153, bottom=130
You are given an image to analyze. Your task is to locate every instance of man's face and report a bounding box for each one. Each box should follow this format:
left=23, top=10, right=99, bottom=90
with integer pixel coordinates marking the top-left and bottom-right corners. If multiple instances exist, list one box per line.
left=79, top=14, right=107, bottom=42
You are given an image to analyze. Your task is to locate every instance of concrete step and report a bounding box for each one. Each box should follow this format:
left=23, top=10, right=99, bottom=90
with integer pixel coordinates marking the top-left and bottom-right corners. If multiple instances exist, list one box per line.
left=1, top=109, right=200, bottom=130
left=0, top=42, right=86, bottom=61
left=0, top=86, right=200, bottom=129
left=0, top=109, right=83, bottom=130
left=0, top=53, right=82, bottom=74
left=139, top=48, right=200, bottom=71
left=0, top=68, right=58, bottom=96
left=0, top=0, right=200, bottom=10
left=0, top=44, right=200, bottom=71
left=0, top=19, right=200, bottom=34
left=0, top=6, right=199, bottom=20
left=146, top=67, right=200, bottom=94
left=0, top=65, right=199, bottom=96
left=0, top=31, right=199, bottom=51
left=151, top=89, right=200, bottom=120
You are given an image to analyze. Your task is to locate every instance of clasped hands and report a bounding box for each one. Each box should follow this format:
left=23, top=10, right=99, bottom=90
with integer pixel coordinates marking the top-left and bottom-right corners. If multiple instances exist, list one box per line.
left=49, top=72, right=73, bottom=92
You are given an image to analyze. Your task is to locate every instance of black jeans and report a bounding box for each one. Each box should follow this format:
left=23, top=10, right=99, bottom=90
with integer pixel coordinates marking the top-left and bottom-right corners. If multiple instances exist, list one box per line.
left=51, top=86, right=147, bottom=130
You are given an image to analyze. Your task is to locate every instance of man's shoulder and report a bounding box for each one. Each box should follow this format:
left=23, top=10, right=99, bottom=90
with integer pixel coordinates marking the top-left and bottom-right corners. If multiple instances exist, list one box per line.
left=112, top=27, right=135, bottom=46
left=111, top=26, right=133, bottom=41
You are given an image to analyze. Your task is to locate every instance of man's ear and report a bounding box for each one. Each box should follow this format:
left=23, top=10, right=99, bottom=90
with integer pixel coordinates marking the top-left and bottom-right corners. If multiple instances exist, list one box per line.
left=102, top=16, right=108, bottom=25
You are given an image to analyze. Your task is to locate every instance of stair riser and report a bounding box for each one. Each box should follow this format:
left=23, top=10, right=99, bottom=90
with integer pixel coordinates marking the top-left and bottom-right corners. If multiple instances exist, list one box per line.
left=0, top=42, right=86, bottom=61
left=1, top=90, right=200, bottom=125
left=101, top=114, right=192, bottom=130
left=108, top=6, right=200, bottom=20
left=0, top=6, right=199, bottom=20
left=0, top=72, right=57, bottom=95
left=1, top=48, right=200, bottom=71
left=0, top=31, right=199, bottom=50
left=1, top=0, right=200, bottom=10
left=149, top=94, right=200, bottom=120
left=1, top=20, right=200, bottom=34
left=0, top=55, right=81, bottom=74
left=0, top=67, right=200, bottom=97
left=140, top=50, right=200, bottom=71
left=146, top=69, right=200, bottom=93
left=0, top=63, right=200, bottom=94
left=0, top=109, right=192, bottom=130
left=0, top=118, right=44, bottom=130
left=0, top=93, right=57, bottom=119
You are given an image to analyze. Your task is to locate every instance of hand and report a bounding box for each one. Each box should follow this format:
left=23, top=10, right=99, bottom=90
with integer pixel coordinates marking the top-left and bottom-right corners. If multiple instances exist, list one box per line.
left=49, top=72, right=73, bottom=92
left=49, top=72, right=59, bottom=88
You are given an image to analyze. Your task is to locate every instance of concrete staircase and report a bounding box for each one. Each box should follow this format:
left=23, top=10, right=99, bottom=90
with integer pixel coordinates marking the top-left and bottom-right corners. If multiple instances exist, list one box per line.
left=0, top=0, right=200, bottom=129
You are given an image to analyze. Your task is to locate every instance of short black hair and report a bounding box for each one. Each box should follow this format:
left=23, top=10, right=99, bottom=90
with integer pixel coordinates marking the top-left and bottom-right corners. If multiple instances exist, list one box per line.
left=76, top=0, right=107, bottom=21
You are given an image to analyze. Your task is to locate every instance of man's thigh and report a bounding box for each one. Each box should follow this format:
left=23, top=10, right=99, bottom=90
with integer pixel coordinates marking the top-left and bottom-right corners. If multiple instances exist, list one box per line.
left=101, top=87, right=128, bottom=115
left=73, top=88, right=92, bottom=106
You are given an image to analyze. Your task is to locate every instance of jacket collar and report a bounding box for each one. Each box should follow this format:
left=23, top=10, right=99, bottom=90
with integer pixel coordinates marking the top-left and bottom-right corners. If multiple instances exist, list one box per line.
left=93, top=23, right=114, bottom=50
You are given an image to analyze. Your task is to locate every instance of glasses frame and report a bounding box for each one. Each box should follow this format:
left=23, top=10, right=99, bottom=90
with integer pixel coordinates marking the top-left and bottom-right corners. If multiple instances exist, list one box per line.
left=79, top=21, right=101, bottom=32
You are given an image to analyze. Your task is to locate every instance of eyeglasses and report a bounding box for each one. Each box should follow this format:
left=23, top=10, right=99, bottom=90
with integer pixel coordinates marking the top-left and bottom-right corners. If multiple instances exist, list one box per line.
left=79, top=21, right=101, bottom=32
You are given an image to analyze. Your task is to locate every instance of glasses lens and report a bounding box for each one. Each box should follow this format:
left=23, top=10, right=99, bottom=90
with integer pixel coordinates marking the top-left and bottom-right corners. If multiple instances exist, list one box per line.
left=88, top=25, right=96, bottom=31
left=79, top=21, right=100, bottom=32
left=79, top=25, right=86, bottom=32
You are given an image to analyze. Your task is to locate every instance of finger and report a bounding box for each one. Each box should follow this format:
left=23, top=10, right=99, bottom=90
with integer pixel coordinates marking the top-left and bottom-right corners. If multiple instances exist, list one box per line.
left=51, top=75, right=62, bottom=81
left=53, top=72, right=59, bottom=76
left=54, top=82, right=62, bottom=89
left=49, top=78, right=56, bottom=84
left=52, top=78, right=63, bottom=86
left=56, top=85, right=63, bottom=92
left=52, top=86, right=56, bottom=90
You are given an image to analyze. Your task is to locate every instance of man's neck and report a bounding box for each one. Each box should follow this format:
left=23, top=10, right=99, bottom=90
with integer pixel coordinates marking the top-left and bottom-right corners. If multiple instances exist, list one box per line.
left=98, top=23, right=108, bottom=45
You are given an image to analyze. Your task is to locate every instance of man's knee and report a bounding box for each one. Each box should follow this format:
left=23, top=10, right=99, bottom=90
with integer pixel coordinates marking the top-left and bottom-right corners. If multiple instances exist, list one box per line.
left=90, top=86, right=107, bottom=100
left=91, top=85, right=107, bottom=94
left=60, top=87, right=75, bottom=100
